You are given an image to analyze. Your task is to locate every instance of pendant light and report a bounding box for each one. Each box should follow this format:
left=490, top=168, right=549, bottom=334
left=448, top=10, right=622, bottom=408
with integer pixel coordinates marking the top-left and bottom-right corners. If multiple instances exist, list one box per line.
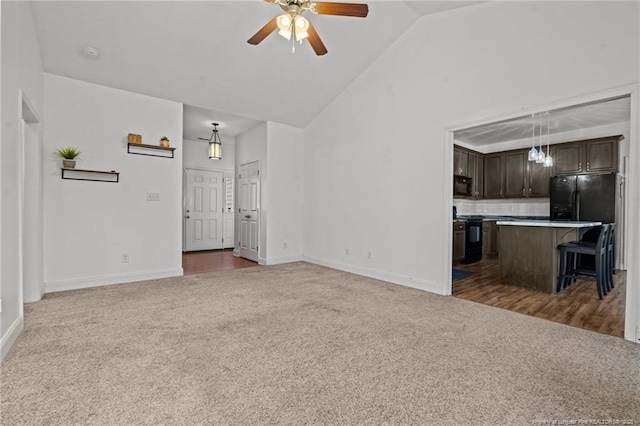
left=528, top=114, right=539, bottom=161
left=197, top=122, right=223, bottom=160
left=535, top=122, right=545, bottom=164
left=543, top=113, right=553, bottom=167
left=208, top=123, right=222, bottom=160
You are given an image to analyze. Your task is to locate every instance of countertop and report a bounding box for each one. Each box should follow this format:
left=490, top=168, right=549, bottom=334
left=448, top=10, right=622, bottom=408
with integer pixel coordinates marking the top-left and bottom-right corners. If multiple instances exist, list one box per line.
left=453, top=215, right=549, bottom=223
left=496, top=220, right=602, bottom=228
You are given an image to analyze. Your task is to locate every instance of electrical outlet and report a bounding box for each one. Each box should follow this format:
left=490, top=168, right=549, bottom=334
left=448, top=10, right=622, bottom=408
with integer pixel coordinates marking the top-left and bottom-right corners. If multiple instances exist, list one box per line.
left=146, top=192, right=160, bottom=201
left=121, top=253, right=129, bottom=263
left=345, top=248, right=349, bottom=255
left=368, top=251, right=373, bottom=260
left=283, top=242, right=288, bottom=249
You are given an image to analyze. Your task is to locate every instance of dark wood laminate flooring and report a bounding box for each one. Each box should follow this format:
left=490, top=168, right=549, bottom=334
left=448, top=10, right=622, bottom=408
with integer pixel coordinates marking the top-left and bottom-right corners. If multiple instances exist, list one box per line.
left=182, top=249, right=257, bottom=275
left=452, top=258, right=626, bottom=338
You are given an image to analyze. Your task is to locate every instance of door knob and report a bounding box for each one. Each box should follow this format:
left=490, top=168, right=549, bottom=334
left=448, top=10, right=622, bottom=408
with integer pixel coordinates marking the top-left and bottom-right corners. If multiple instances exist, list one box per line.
left=185, top=215, right=190, bottom=219
left=245, top=215, right=251, bottom=219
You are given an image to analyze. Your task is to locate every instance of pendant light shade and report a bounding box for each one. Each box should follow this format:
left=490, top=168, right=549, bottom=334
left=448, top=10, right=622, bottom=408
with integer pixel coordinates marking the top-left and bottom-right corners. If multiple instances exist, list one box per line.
left=542, top=113, right=553, bottom=167
left=528, top=116, right=539, bottom=161
left=209, top=140, right=221, bottom=160
left=198, top=122, right=223, bottom=160
left=530, top=112, right=553, bottom=166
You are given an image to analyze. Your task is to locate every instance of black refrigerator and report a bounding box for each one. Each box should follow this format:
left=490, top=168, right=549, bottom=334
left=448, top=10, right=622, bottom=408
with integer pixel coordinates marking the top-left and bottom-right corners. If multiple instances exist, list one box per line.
left=550, top=173, right=618, bottom=223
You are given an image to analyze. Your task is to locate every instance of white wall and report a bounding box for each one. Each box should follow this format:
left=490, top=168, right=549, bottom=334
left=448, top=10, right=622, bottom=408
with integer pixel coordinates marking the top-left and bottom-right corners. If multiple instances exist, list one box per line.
left=1, top=1, right=44, bottom=359
left=183, top=137, right=235, bottom=172
left=235, top=122, right=267, bottom=262
left=303, top=2, right=639, bottom=296
left=266, top=122, right=303, bottom=264
left=43, top=73, right=183, bottom=293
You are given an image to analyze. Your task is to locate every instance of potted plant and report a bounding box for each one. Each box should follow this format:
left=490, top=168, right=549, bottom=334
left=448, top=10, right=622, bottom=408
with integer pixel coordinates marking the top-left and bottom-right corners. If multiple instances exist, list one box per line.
left=56, top=147, right=81, bottom=169
left=160, top=136, right=170, bottom=148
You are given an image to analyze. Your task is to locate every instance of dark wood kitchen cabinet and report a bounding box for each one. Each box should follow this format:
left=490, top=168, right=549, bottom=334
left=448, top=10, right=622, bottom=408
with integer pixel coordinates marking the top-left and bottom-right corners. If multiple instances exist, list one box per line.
left=504, top=149, right=551, bottom=198
left=504, top=150, right=527, bottom=198
left=527, top=153, right=552, bottom=197
left=554, top=135, right=620, bottom=175
left=468, top=151, right=484, bottom=199
left=453, top=221, right=465, bottom=263
left=454, top=146, right=469, bottom=176
left=482, top=221, right=498, bottom=257
left=483, top=153, right=503, bottom=199
left=452, top=135, right=619, bottom=201
left=554, top=142, right=583, bottom=174
left=584, top=136, right=619, bottom=173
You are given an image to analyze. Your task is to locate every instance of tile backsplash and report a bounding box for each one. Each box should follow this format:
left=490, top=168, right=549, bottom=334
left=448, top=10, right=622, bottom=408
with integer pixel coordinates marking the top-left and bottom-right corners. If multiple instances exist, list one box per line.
left=453, top=198, right=550, bottom=217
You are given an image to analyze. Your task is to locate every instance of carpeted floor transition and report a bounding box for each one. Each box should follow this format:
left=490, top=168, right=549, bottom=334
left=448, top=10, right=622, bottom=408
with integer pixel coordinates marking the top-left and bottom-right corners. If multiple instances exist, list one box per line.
left=2, top=262, right=639, bottom=425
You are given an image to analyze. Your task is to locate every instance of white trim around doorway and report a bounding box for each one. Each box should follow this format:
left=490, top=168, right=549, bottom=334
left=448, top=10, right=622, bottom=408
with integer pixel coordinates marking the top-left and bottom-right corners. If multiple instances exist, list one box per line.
left=443, top=83, right=639, bottom=344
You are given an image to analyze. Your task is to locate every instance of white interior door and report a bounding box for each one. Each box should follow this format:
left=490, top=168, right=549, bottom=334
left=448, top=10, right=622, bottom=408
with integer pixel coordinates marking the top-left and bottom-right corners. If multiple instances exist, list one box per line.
left=239, top=161, right=260, bottom=262
left=184, top=169, right=224, bottom=251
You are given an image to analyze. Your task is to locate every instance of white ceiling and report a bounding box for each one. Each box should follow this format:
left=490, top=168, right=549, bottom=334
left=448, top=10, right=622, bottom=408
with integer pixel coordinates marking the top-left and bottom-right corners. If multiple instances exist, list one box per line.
left=183, top=105, right=263, bottom=143
left=30, top=1, right=492, bottom=137
left=403, top=1, right=488, bottom=16
left=454, top=96, right=632, bottom=147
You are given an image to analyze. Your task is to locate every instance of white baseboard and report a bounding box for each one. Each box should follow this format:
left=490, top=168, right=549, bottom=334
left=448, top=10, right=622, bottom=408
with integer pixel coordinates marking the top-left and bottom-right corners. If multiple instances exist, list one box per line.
left=302, top=255, right=444, bottom=295
left=258, top=257, right=267, bottom=265
left=266, top=254, right=303, bottom=265
left=1, top=315, right=24, bottom=361
left=44, top=268, right=184, bottom=294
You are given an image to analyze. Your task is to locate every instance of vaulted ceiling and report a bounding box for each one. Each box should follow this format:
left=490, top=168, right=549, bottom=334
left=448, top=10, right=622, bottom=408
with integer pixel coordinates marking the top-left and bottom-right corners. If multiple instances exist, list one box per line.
left=30, top=1, right=487, bottom=136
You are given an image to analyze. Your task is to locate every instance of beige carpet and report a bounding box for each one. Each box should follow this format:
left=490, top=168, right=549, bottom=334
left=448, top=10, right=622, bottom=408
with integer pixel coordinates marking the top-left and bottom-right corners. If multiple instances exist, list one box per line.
left=2, top=262, right=639, bottom=425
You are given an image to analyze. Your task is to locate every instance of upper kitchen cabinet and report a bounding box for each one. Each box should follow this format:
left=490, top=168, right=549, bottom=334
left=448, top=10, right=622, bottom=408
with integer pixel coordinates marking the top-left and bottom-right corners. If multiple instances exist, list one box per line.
left=504, top=149, right=551, bottom=198
left=454, top=146, right=469, bottom=176
left=468, top=151, right=484, bottom=199
left=554, top=142, right=583, bottom=175
left=554, top=135, right=621, bottom=175
left=483, top=153, right=503, bottom=199
left=527, top=154, right=552, bottom=197
left=584, top=136, right=620, bottom=173
left=504, top=150, right=527, bottom=198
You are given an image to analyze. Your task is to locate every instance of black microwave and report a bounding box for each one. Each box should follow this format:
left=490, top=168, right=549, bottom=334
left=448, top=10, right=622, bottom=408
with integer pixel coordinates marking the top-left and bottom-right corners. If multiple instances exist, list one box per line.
left=453, top=175, right=472, bottom=197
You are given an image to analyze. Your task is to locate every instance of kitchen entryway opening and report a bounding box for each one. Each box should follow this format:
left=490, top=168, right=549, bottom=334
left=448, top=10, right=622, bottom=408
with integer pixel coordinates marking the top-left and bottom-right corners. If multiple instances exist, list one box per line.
left=444, top=85, right=639, bottom=342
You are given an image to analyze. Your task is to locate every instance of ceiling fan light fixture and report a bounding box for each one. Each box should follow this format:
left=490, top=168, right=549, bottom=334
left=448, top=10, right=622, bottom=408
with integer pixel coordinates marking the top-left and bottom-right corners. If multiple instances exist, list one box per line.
left=277, top=13, right=293, bottom=39
left=294, top=16, right=310, bottom=41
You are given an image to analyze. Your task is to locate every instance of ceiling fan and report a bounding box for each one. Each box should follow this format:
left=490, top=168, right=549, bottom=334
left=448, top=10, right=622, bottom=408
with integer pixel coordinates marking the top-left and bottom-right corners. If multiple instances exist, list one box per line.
left=247, top=0, right=369, bottom=56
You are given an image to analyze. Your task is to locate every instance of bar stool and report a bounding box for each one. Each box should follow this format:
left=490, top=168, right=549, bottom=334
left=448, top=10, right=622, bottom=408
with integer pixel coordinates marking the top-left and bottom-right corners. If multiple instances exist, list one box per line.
left=607, top=223, right=616, bottom=289
left=557, top=224, right=610, bottom=299
left=573, top=223, right=616, bottom=293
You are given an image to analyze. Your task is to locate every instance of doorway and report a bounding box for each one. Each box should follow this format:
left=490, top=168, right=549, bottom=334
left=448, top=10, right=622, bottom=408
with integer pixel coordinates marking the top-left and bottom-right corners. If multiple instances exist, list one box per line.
left=238, top=160, right=260, bottom=262
left=19, top=91, right=43, bottom=304
left=445, top=86, right=639, bottom=342
left=184, top=168, right=236, bottom=251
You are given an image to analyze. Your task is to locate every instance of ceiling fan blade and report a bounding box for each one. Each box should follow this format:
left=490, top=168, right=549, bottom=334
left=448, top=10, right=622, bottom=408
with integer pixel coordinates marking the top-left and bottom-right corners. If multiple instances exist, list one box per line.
left=312, top=2, right=368, bottom=18
left=197, top=137, right=210, bottom=141
left=307, top=21, right=328, bottom=56
left=247, top=17, right=278, bottom=45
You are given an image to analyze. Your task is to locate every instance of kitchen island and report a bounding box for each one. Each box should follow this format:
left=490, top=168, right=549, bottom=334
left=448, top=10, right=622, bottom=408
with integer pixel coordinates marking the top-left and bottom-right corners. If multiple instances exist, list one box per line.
left=496, top=220, right=601, bottom=293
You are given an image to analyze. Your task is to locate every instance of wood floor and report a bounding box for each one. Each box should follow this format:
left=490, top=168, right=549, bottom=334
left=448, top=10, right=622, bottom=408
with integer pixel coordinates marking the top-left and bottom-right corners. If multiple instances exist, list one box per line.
left=452, top=258, right=626, bottom=338
left=182, top=249, right=257, bottom=275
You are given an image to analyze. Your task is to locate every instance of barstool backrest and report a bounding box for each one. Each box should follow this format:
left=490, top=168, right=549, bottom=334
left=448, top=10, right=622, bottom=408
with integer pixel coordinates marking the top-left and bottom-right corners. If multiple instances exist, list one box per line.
left=595, top=224, right=611, bottom=254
